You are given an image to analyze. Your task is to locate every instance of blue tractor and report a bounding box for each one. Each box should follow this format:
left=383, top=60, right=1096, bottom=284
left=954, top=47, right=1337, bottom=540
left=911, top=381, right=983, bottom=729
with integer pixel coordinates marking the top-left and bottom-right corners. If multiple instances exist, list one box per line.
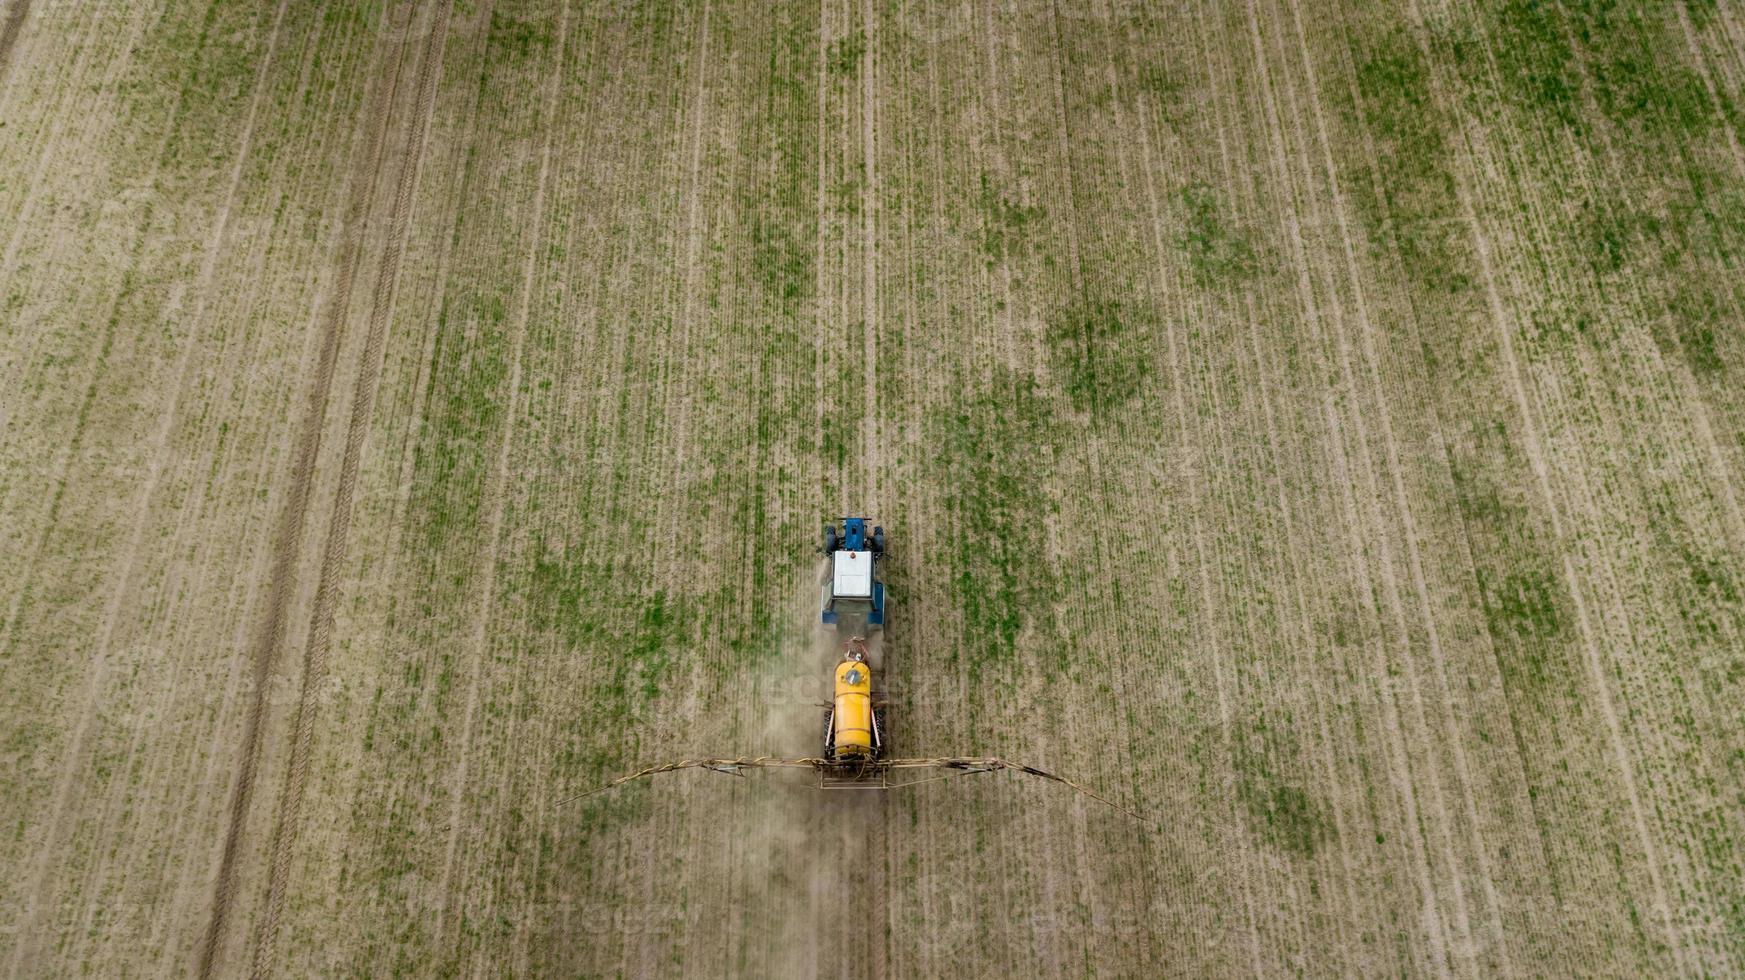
left=821, top=517, right=886, bottom=634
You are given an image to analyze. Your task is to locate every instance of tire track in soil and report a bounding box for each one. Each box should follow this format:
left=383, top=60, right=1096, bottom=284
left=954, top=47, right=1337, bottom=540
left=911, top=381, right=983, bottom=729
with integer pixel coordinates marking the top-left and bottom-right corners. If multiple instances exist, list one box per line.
left=859, top=0, right=879, bottom=508
left=653, top=0, right=712, bottom=588
left=0, top=0, right=31, bottom=85
left=247, top=2, right=451, bottom=973
left=193, top=4, right=427, bottom=975
left=0, top=0, right=293, bottom=972
left=149, top=26, right=362, bottom=966
left=857, top=6, right=886, bottom=974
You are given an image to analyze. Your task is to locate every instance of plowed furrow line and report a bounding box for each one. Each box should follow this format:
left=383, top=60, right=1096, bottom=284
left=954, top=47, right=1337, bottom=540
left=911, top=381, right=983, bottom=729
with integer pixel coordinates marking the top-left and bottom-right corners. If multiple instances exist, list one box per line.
left=342, top=9, right=495, bottom=962
left=1210, top=10, right=1363, bottom=969
left=1586, top=11, right=1745, bottom=553
left=989, top=12, right=1044, bottom=974
left=247, top=3, right=452, bottom=974
left=193, top=5, right=422, bottom=974
left=1193, top=2, right=1334, bottom=971
left=146, top=16, right=378, bottom=964
left=652, top=0, right=713, bottom=585
left=1470, top=81, right=1701, bottom=976
left=1328, top=1, right=1567, bottom=961
left=860, top=0, right=879, bottom=503
left=1137, top=12, right=1260, bottom=973
left=1676, top=2, right=1745, bottom=188
left=373, top=0, right=500, bottom=604
left=1532, top=21, right=1745, bottom=955
left=1242, top=106, right=1472, bottom=969
left=1235, top=198, right=1366, bottom=980
left=813, top=0, right=828, bottom=503
left=1123, top=20, right=1277, bottom=969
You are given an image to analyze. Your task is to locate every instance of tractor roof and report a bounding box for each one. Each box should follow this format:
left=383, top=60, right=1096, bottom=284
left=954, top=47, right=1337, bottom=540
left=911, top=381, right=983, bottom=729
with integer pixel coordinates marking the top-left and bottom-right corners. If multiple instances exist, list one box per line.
left=832, top=549, right=873, bottom=598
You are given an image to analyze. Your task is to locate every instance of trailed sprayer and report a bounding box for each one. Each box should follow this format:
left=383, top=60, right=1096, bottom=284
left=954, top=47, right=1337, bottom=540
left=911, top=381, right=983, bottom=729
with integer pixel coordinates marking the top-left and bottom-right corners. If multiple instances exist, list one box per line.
left=820, top=517, right=887, bottom=769
left=561, top=518, right=1139, bottom=817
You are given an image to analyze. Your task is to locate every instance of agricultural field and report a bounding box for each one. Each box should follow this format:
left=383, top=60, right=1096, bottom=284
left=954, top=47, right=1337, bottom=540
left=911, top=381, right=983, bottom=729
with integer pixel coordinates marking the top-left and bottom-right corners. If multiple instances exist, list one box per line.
left=2, top=0, right=1744, bottom=975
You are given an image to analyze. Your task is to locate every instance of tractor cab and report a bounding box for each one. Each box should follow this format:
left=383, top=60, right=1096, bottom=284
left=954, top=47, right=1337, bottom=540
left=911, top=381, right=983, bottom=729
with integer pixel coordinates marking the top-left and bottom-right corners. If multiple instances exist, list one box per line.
left=822, top=517, right=886, bottom=633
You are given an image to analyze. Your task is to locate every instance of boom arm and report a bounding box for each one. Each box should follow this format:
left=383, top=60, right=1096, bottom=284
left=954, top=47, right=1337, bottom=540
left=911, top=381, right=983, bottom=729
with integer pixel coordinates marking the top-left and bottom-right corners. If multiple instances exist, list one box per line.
left=557, top=756, right=1146, bottom=822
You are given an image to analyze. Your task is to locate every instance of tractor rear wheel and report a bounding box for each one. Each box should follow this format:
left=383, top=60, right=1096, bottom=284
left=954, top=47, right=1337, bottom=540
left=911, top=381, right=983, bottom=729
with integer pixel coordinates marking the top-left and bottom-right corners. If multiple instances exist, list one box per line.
left=872, top=527, right=886, bottom=554
left=824, top=524, right=839, bottom=553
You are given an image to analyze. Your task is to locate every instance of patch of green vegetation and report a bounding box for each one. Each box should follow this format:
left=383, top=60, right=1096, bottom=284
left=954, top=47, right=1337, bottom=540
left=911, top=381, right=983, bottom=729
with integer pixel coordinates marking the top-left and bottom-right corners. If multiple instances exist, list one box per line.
left=976, top=175, right=1045, bottom=261
left=750, top=215, right=810, bottom=311
left=1232, top=718, right=1332, bottom=858
left=488, top=9, right=554, bottom=62
left=1136, top=62, right=1182, bottom=101
left=1660, top=274, right=1728, bottom=377
left=1446, top=429, right=1577, bottom=699
left=832, top=174, right=863, bottom=217
left=1485, top=1, right=1745, bottom=374
left=1643, top=489, right=1744, bottom=641
left=1485, top=0, right=1581, bottom=128
left=819, top=411, right=852, bottom=471
left=1345, top=29, right=1469, bottom=295
left=1134, top=62, right=1189, bottom=129
left=1675, top=544, right=1742, bottom=641
left=1519, top=296, right=1595, bottom=349
left=1586, top=47, right=1711, bottom=136
left=1176, top=183, right=1258, bottom=286
left=1683, top=549, right=1740, bottom=605
left=627, top=592, right=677, bottom=702
left=1479, top=569, right=1565, bottom=641
left=740, top=21, right=816, bottom=315
left=124, top=0, right=258, bottom=214
left=1479, top=1, right=1720, bottom=139
left=1568, top=1, right=1717, bottom=137
left=1574, top=197, right=1660, bottom=273
left=933, top=371, right=1060, bottom=672
left=1323, top=599, right=1364, bottom=649
left=410, top=301, right=510, bottom=554
left=827, top=32, right=865, bottom=77
left=1044, top=298, right=1155, bottom=415
left=525, top=542, right=689, bottom=721
left=1684, top=0, right=1720, bottom=29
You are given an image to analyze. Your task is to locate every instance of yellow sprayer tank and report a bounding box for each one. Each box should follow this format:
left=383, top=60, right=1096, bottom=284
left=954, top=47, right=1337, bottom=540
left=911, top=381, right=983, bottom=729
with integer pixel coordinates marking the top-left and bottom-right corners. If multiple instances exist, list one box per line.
left=832, top=657, right=874, bottom=757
